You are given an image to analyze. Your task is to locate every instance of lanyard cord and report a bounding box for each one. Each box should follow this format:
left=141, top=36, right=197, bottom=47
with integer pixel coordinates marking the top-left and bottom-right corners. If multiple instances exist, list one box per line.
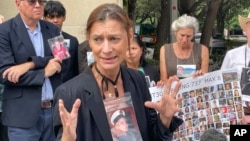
left=177, top=46, right=195, bottom=64
left=245, top=45, right=247, bottom=67
left=245, top=45, right=250, bottom=67
left=95, top=65, right=121, bottom=99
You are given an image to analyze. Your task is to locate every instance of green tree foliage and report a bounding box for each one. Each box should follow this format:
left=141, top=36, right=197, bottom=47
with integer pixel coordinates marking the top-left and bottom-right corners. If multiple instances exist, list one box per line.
left=217, top=0, right=250, bottom=34
left=135, top=0, right=161, bottom=25
left=125, top=0, right=250, bottom=60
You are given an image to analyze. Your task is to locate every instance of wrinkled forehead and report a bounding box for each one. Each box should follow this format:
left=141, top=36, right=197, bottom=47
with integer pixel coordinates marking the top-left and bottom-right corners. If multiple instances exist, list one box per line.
left=88, top=19, right=127, bottom=36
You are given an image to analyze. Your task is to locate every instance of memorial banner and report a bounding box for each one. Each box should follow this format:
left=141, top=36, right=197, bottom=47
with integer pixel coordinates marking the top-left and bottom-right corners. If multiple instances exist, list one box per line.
left=149, top=69, right=243, bottom=141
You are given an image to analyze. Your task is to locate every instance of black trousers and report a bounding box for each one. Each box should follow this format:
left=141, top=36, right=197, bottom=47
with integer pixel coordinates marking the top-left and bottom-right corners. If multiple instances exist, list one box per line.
left=0, top=112, right=8, bottom=141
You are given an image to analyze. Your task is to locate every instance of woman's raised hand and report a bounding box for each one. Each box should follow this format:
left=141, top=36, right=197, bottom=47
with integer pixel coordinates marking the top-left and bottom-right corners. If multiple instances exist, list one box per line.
left=144, top=76, right=182, bottom=127
left=59, top=99, right=81, bottom=141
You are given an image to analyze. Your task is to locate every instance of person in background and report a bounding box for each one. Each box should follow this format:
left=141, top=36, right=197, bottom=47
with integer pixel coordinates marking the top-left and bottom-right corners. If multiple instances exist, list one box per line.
left=53, top=3, right=183, bottom=141
left=0, top=13, right=8, bottom=141
left=200, top=129, right=227, bottom=141
left=221, top=12, right=250, bottom=124
left=0, top=0, right=64, bottom=141
left=159, top=14, right=209, bottom=81
left=125, top=33, right=160, bottom=87
left=44, top=0, right=79, bottom=82
left=78, top=40, right=92, bottom=73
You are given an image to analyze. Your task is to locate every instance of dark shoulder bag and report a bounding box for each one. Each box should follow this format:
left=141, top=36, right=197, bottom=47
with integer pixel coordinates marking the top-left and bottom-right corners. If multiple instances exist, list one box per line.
left=240, top=65, right=250, bottom=114
left=241, top=46, right=250, bottom=95
left=240, top=66, right=250, bottom=95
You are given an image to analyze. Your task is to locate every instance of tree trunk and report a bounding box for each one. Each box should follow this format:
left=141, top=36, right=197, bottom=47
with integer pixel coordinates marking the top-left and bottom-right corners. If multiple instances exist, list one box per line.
left=156, top=0, right=169, bottom=46
left=178, top=0, right=196, bottom=15
left=200, top=0, right=223, bottom=47
left=127, top=0, right=137, bottom=23
left=154, top=0, right=169, bottom=59
left=217, top=15, right=225, bottom=35
left=216, top=3, right=225, bottom=34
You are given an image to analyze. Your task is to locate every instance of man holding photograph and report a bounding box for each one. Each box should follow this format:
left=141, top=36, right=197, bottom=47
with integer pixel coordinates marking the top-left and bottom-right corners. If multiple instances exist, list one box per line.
left=44, top=0, right=79, bottom=82
left=0, top=1, right=64, bottom=141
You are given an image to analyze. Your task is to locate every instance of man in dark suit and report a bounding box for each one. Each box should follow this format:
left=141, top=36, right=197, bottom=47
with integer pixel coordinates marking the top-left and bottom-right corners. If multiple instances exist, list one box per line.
left=0, top=1, right=64, bottom=141
left=44, top=0, right=79, bottom=82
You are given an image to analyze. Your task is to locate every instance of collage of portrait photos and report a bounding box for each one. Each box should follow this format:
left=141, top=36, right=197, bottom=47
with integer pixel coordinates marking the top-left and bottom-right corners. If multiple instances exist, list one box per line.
left=172, top=70, right=243, bottom=141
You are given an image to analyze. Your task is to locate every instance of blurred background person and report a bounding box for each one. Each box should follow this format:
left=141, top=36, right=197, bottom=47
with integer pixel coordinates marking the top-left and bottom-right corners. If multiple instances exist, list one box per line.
left=125, top=33, right=160, bottom=87
left=200, top=129, right=227, bottom=141
left=78, top=40, right=93, bottom=73
left=0, top=13, right=8, bottom=141
left=159, top=14, right=209, bottom=81
left=221, top=12, right=250, bottom=124
left=44, top=0, right=79, bottom=82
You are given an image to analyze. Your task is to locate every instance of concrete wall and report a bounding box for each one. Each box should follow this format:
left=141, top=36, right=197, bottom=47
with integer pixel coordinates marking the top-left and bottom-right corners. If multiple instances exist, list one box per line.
left=0, top=0, right=123, bottom=43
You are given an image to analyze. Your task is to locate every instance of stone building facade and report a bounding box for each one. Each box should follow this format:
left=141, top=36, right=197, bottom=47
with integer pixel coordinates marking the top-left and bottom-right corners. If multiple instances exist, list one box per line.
left=0, top=0, right=123, bottom=42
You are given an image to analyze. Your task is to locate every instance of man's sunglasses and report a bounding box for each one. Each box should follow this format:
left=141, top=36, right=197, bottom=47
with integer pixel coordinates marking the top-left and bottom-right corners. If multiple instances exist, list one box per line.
left=20, top=0, right=47, bottom=6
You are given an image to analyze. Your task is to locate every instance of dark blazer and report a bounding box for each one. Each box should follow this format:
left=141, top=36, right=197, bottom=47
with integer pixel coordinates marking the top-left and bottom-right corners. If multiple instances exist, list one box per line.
left=78, top=40, right=91, bottom=73
left=53, top=66, right=183, bottom=141
left=61, top=31, right=79, bottom=82
left=143, top=63, right=160, bottom=83
left=0, top=14, right=62, bottom=128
